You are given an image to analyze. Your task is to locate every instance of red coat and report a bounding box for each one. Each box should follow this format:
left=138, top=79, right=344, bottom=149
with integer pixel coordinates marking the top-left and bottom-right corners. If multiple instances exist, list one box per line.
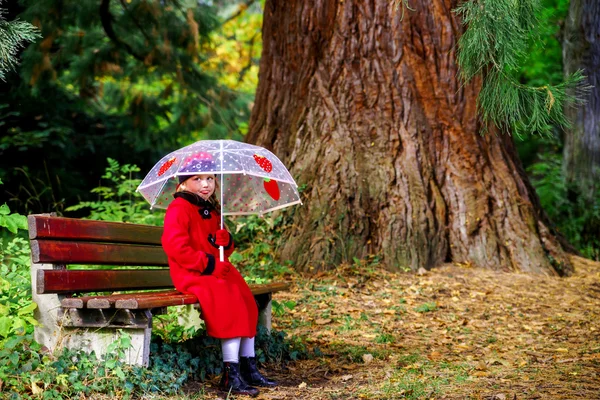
left=161, top=196, right=258, bottom=338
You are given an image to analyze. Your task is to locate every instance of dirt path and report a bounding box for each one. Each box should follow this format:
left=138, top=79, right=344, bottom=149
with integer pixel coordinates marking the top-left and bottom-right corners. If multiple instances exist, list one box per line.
left=202, top=256, right=600, bottom=399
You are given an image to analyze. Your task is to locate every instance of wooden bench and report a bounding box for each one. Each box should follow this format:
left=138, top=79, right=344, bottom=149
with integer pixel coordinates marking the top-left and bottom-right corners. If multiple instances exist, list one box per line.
left=28, top=214, right=289, bottom=367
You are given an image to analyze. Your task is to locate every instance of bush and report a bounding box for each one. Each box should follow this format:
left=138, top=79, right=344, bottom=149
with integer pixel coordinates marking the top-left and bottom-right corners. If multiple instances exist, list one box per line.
left=229, top=214, right=297, bottom=284
left=65, top=158, right=164, bottom=226
left=528, top=151, right=600, bottom=260
left=0, top=180, right=35, bottom=347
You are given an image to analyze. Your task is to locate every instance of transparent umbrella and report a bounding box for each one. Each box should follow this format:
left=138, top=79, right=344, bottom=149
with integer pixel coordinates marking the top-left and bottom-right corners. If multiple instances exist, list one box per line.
left=137, top=140, right=302, bottom=258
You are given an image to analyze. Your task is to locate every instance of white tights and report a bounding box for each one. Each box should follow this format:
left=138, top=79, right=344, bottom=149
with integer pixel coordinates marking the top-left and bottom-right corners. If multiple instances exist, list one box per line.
left=221, top=337, right=255, bottom=363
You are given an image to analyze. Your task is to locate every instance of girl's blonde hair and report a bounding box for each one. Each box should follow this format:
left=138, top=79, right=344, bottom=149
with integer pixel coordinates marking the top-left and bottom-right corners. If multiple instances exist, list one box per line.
left=177, top=175, right=221, bottom=213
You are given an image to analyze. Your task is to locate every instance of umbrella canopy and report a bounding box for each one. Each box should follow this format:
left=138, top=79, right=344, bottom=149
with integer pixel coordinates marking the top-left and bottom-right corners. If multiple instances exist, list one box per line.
left=137, top=140, right=302, bottom=215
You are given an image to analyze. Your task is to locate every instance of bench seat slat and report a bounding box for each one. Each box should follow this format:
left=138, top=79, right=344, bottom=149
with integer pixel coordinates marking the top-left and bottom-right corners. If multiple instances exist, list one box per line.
left=28, top=215, right=162, bottom=245
left=56, top=291, right=191, bottom=309
left=116, top=292, right=197, bottom=309
left=59, top=283, right=291, bottom=310
left=61, top=298, right=84, bottom=308
left=31, top=240, right=168, bottom=266
left=112, top=283, right=290, bottom=309
left=83, top=290, right=179, bottom=308
left=247, top=282, right=290, bottom=295
left=37, top=269, right=172, bottom=294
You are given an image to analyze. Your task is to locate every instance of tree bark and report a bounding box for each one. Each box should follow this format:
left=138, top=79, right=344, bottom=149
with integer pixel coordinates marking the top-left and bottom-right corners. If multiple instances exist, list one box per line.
left=248, top=0, right=573, bottom=275
left=563, top=0, right=600, bottom=198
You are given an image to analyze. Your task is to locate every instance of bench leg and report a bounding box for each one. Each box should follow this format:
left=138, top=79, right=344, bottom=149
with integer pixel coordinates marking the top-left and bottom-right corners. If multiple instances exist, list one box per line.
left=58, top=326, right=151, bottom=367
left=31, top=262, right=152, bottom=367
left=30, top=262, right=64, bottom=355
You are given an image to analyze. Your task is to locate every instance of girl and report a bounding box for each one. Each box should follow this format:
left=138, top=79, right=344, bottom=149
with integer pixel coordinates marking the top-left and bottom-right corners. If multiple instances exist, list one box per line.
left=161, top=157, right=276, bottom=397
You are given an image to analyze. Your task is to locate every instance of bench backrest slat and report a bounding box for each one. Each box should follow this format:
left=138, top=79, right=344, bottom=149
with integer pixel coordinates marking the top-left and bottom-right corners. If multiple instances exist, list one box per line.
left=37, top=269, right=173, bottom=294
left=28, top=215, right=162, bottom=245
left=31, top=240, right=168, bottom=266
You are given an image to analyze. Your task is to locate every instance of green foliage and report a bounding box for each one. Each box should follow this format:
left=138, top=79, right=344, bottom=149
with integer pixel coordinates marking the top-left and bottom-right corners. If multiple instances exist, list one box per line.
left=0, top=236, right=35, bottom=342
left=528, top=146, right=600, bottom=260
left=455, top=0, right=586, bottom=136
left=375, top=332, right=395, bottom=344
left=0, top=326, right=306, bottom=398
left=0, top=185, right=36, bottom=346
left=414, top=302, right=438, bottom=313
left=0, top=1, right=40, bottom=80
left=519, top=0, right=570, bottom=87
left=510, top=0, right=599, bottom=259
left=153, top=308, right=203, bottom=344
left=0, top=204, right=27, bottom=234
left=65, top=158, right=164, bottom=225
left=209, top=1, right=263, bottom=94
left=381, top=367, right=443, bottom=399
left=17, top=0, right=248, bottom=147
left=0, top=333, right=178, bottom=398
left=255, top=325, right=307, bottom=364
left=2, top=0, right=262, bottom=215
left=272, top=299, right=297, bottom=317
left=478, top=69, right=584, bottom=136
left=329, top=343, right=392, bottom=364
left=230, top=214, right=297, bottom=284
left=150, top=324, right=306, bottom=386
left=0, top=334, right=43, bottom=398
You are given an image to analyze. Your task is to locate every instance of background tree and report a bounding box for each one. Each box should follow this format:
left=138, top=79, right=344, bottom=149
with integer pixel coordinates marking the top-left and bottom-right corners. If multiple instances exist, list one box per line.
left=247, top=0, right=581, bottom=274
left=0, top=0, right=262, bottom=214
left=562, top=0, right=599, bottom=197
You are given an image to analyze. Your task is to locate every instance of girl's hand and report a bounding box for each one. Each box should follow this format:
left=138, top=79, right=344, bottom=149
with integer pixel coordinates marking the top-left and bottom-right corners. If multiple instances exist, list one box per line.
left=215, top=229, right=231, bottom=247
left=214, top=260, right=232, bottom=279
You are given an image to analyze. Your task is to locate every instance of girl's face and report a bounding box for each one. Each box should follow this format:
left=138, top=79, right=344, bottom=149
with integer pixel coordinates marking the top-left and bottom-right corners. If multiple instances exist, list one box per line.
left=181, top=174, right=216, bottom=200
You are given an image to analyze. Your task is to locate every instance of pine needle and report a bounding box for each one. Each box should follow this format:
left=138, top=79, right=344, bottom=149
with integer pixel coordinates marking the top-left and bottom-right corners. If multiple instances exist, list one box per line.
left=454, top=0, right=588, bottom=136
left=0, top=6, right=40, bottom=80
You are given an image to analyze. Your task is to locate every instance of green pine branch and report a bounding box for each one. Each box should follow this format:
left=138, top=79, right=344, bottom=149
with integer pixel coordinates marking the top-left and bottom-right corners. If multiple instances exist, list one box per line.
left=455, top=0, right=588, bottom=136
left=0, top=5, right=40, bottom=80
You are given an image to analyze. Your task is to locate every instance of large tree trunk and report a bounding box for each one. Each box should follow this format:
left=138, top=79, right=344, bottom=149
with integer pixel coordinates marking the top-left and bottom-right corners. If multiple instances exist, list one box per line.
left=248, top=0, right=573, bottom=275
left=563, top=0, right=600, bottom=198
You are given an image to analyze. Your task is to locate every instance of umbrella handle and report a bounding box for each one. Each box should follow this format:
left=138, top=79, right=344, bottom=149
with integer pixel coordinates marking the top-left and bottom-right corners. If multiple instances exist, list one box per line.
left=219, top=143, right=224, bottom=263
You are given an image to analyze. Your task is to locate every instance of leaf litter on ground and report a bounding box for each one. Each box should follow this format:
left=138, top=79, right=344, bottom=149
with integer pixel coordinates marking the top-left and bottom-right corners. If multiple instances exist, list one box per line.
left=195, top=255, right=600, bottom=399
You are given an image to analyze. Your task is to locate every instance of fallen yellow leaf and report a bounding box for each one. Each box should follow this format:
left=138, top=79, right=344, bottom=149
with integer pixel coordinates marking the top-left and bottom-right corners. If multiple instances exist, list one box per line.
left=31, top=381, right=43, bottom=395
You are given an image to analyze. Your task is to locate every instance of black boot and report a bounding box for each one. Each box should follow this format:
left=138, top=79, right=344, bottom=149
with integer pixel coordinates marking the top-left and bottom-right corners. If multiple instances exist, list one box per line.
left=219, top=362, right=259, bottom=397
left=240, top=356, right=277, bottom=387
